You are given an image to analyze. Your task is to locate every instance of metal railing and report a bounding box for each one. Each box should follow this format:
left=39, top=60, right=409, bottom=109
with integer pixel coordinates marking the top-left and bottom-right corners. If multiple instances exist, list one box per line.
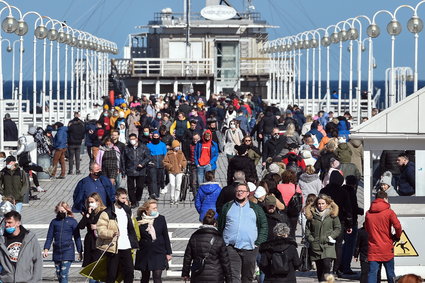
left=113, top=57, right=270, bottom=77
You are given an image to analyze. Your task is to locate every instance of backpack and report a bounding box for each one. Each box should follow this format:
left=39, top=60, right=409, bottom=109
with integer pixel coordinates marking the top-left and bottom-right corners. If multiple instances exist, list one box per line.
left=270, top=251, right=290, bottom=276
left=286, top=185, right=303, bottom=217
left=285, top=154, right=303, bottom=178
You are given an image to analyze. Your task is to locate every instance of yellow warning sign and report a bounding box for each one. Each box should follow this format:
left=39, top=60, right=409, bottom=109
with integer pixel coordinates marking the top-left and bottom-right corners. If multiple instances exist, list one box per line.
left=394, top=230, right=418, bottom=257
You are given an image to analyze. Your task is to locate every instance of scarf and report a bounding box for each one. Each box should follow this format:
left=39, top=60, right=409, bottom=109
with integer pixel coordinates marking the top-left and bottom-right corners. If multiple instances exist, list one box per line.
left=199, top=130, right=213, bottom=166
left=315, top=207, right=331, bottom=221
left=229, top=129, right=241, bottom=146
left=138, top=213, right=159, bottom=241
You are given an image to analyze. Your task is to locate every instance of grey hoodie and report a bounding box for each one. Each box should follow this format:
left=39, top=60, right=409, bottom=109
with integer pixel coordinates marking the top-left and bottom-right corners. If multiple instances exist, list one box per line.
left=0, top=226, right=42, bottom=283
left=298, top=173, right=322, bottom=204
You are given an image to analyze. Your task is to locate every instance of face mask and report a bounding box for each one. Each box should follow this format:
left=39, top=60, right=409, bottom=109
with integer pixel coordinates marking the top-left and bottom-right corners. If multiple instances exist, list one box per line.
left=57, top=212, right=66, bottom=219
left=273, top=134, right=280, bottom=139
left=104, top=113, right=108, bottom=117
left=130, top=139, right=137, bottom=145
left=143, top=132, right=149, bottom=137
left=6, top=164, right=13, bottom=169
left=152, top=137, right=160, bottom=144
left=89, top=202, right=98, bottom=209
left=150, top=211, right=159, bottom=217
left=174, top=147, right=180, bottom=151
left=5, top=227, right=16, bottom=234
left=230, top=124, right=236, bottom=129
left=93, top=171, right=102, bottom=177
left=108, top=144, right=114, bottom=149
left=114, top=113, right=119, bottom=117
left=116, top=200, right=126, bottom=207
left=123, top=108, right=127, bottom=111
left=157, top=116, right=162, bottom=119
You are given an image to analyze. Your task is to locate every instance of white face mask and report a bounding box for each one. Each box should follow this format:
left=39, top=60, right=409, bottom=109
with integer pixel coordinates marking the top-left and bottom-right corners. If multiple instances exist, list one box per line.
left=130, top=139, right=137, bottom=145
left=230, top=124, right=236, bottom=129
left=89, top=202, right=98, bottom=209
left=6, top=164, right=13, bottom=169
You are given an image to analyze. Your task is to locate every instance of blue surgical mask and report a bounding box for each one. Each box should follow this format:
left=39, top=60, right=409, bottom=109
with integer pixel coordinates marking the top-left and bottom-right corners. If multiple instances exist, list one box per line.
left=150, top=211, right=159, bottom=217
left=5, top=227, right=16, bottom=234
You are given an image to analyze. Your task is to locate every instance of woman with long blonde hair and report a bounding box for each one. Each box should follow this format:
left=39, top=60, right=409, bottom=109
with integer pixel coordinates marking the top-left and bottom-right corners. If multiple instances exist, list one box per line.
left=43, top=201, right=82, bottom=283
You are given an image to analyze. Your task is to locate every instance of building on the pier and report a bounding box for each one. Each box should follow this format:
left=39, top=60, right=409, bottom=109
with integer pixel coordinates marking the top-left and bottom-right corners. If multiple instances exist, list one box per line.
left=112, top=3, right=276, bottom=98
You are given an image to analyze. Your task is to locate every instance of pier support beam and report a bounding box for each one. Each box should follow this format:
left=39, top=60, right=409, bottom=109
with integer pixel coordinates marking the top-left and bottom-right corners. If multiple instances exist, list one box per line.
left=173, top=80, right=178, bottom=94
left=206, top=80, right=211, bottom=101
left=155, top=80, right=160, bottom=94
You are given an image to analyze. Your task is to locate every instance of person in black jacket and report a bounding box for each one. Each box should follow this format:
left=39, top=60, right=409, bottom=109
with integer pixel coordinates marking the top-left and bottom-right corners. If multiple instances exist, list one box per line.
left=135, top=199, right=172, bottom=283
left=263, top=195, right=287, bottom=240
left=354, top=224, right=369, bottom=283
left=3, top=113, right=18, bottom=142
left=182, top=209, right=232, bottom=283
left=259, top=223, right=301, bottom=283
left=258, top=111, right=278, bottom=145
left=68, top=112, right=85, bottom=175
left=262, top=128, right=287, bottom=166
left=227, top=144, right=257, bottom=186
left=319, top=171, right=353, bottom=277
left=120, top=133, right=152, bottom=207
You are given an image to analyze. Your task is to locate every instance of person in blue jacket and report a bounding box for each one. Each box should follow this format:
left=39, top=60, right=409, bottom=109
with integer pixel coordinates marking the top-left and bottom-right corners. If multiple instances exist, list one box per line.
left=337, top=116, right=351, bottom=141
left=147, top=131, right=168, bottom=199
left=194, top=130, right=219, bottom=185
left=43, top=201, right=82, bottom=283
left=51, top=122, right=68, bottom=179
left=195, top=171, right=222, bottom=222
left=72, top=162, right=115, bottom=213
left=306, top=120, right=324, bottom=143
left=114, top=93, right=126, bottom=107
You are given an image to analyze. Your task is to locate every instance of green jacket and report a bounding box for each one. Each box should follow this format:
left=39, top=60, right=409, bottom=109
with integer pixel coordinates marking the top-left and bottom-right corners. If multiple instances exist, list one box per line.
left=218, top=200, right=268, bottom=246
left=247, top=148, right=261, bottom=166
left=305, top=202, right=341, bottom=261
left=0, top=167, right=29, bottom=202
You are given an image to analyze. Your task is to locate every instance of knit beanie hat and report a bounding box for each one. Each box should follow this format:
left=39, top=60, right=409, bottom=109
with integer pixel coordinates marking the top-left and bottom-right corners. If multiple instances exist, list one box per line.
left=171, top=140, right=180, bottom=149
left=268, top=163, right=280, bottom=174
left=380, top=171, right=393, bottom=187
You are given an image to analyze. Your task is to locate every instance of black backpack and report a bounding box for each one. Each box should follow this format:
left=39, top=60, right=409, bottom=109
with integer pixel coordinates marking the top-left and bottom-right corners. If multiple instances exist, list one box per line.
left=270, top=251, right=290, bottom=276
left=286, top=185, right=303, bottom=217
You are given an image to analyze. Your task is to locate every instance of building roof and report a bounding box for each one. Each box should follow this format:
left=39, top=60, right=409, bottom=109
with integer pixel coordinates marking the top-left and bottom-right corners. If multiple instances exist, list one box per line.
left=350, top=87, right=425, bottom=140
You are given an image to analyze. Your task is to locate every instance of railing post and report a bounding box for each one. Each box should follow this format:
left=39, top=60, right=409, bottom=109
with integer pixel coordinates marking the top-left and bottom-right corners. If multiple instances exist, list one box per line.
left=196, top=60, right=199, bottom=76
left=147, top=59, right=150, bottom=77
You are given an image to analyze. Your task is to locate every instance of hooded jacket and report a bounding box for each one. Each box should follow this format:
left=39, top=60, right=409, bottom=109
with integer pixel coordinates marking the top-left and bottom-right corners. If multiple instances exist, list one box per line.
left=67, top=118, right=85, bottom=145
left=305, top=202, right=341, bottom=260
left=195, top=182, right=222, bottom=222
left=182, top=226, right=232, bottom=283
left=298, top=172, right=322, bottom=202
left=365, top=198, right=402, bottom=262
left=0, top=226, right=42, bottom=283
left=259, top=237, right=301, bottom=283
left=227, top=155, right=257, bottom=186
left=195, top=131, right=219, bottom=170
left=53, top=126, right=68, bottom=149
left=398, top=161, right=415, bottom=196
left=258, top=111, right=278, bottom=136
left=347, top=139, right=363, bottom=176
left=0, top=167, right=29, bottom=203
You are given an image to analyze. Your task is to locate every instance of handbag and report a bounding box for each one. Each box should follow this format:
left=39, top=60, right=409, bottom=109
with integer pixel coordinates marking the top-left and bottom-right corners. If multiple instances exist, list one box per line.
left=190, top=236, right=215, bottom=276
left=286, top=185, right=303, bottom=217
left=299, top=246, right=312, bottom=272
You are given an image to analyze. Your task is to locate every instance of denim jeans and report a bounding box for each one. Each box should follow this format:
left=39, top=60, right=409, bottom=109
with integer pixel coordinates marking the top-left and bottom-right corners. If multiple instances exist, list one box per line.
left=197, top=164, right=212, bottom=185
left=55, top=261, right=72, bottom=283
left=15, top=202, right=23, bottom=213
left=341, top=226, right=358, bottom=272
left=368, top=259, right=395, bottom=283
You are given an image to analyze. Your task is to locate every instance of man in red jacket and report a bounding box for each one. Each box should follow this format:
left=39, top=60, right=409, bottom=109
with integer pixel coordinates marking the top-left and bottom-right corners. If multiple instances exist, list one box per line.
left=365, top=191, right=402, bottom=283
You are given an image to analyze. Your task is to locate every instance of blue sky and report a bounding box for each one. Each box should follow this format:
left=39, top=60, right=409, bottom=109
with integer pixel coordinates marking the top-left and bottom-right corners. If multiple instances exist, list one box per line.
left=3, top=0, right=425, bottom=81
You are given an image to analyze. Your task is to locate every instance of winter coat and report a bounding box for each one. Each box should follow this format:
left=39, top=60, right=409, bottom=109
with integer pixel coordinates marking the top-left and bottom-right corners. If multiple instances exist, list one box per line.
left=78, top=209, right=103, bottom=267
left=215, top=182, right=238, bottom=215
left=44, top=216, right=82, bottom=262
left=335, top=143, right=352, bottom=163
left=182, top=226, right=232, bottom=283
left=258, top=111, right=278, bottom=135
left=227, top=155, right=257, bottom=186
left=67, top=118, right=85, bottom=145
left=3, top=119, right=18, bottom=141
left=259, top=237, right=301, bottom=283
left=300, top=150, right=316, bottom=167
left=298, top=173, right=322, bottom=202
left=127, top=113, right=140, bottom=136
left=340, top=162, right=361, bottom=181
left=53, top=126, right=68, bottom=149
left=354, top=227, right=368, bottom=262
left=347, top=139, right=363, bottom=176
left=247, top=146, right=261, bottom=165
left=305, top=202, right=341, bottom=261
left=379, top=150, right=404, bottom=176
left=342, top=184, right=363, bottom=228
left=0, top=226, right=42, bottom=283
left=135, top=215, right=172, bottom=271
left=121, top=142, right=152, bottom=176
left=398, top=161, right=415, bottom=196
left=264, top=211, right=287, bottom=240
left=96, top=204, right=139, bottom=254
left=147, top=141, right=167, bottom=168
left=337, top=120, right=351, bottom=140
left=84, top=120, right=97, bottom=147
left=320, top=183, right=353, bottom=228
left=365, top=198, right=402, bottom=262
left=218, top=201, right=268, bottom=246
left=163, top=150, right=187, bottom=175
left=262, top=136, right=287, bottom=162
left=194, top=140, right=219, bottom=170
left=301, top=121, right=312, bottom=136
left=314, top=150, right=338, bottom=180
left=306, top=128, right=324, bottom=143
left=195, top=182, right=222, bottom=222
left=0, top=167, right=29, bottom=202
left=72, top=175, right=115, bottom=213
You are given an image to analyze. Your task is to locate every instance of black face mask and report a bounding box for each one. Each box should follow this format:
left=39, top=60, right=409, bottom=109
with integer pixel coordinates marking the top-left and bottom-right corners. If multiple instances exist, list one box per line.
left=152, top=137, right=160, bottom=145
left=93, top=171, right=102, bottom=177
left=273, top=134, right=280, bottom=140
left=57, top=212, right=66, bottom=219
left=116, top=200, right=126, bottom=208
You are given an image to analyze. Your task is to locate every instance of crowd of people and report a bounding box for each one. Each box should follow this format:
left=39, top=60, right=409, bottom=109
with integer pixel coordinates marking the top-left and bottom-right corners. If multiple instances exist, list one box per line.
left=0, top=90, right=419, bottom=283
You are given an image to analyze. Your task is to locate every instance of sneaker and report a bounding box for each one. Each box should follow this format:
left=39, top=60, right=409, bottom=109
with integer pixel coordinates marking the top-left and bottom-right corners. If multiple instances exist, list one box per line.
left=68, top=171, right=73, bottom=175
left=76, top=170, right=81, bottom=175
left=160, top=188, right=168, bottom=195
left=57, top=176, right=65, bottom=179
left=343, top=270, right=356, bottom=275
